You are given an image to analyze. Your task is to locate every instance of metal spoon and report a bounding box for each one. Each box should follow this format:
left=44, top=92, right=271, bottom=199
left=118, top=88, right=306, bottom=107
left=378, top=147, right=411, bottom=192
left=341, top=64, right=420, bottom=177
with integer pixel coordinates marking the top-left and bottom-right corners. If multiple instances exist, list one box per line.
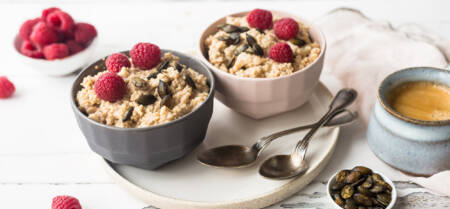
left=197, top=109, right=358, bottom=168
left=259, top=88, right=357, bottom=179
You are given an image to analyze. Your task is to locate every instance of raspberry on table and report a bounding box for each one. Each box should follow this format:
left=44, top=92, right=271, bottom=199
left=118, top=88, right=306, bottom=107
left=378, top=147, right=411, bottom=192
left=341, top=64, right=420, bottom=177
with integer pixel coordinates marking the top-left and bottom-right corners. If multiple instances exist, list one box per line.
left=246, top=9, right=273, bottom=30
left=106, top=53, right=131, bottom=73
left=94, top=72, right=127, bottom=102
left=41, top=7, right=61, bottom=20
left=73, top=23, right=97, bottom=45
left=46, top=11, right=75, bottom=33
left=269, top=42, right=293, bottom=63
left=66, top=40, right=84, bottom=55
left=20, top=40, right=44, bottom=58
left=19, top=18, right=41, bottom=41
left=51, top=195, right=82, bottom=209
left=0, top=76, right=16, bottom=99
left=43, top=43, right=69, bottom=60
left=130, top=43, right=161, bottom=70
left=30, top=21, right=58, bottom=47
left=274, top=18, right=299, bottom=40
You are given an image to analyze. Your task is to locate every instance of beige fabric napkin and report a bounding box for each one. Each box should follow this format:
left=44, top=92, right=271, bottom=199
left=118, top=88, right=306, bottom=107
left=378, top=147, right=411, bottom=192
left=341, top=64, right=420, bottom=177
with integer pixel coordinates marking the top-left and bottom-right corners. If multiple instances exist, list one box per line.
left=315, top=8, right=450, bottom=196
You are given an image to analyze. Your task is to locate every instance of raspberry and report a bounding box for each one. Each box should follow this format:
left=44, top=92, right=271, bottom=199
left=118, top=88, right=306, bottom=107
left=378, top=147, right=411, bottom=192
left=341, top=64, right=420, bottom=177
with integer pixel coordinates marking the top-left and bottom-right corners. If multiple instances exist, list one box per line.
left=19, top=18, right=41, bottom=41
left=20, top=40, right=44, bottom=58
left=74, top=23, right=97, bottom=45
left=94, top=72, right=126, bottom=102
left=66, top=40, right=84, bottom=55
left=269, top=42, right=293, bottom=63
left=46, top=11, right=75, bottom=33
left=274, top=18, right=299, bottom=40
left=43, top=43, right=69, bottom=60
left=246, top=9, right=273, bottom=30
left=0, top=77, right=15, bottom=99
left=41, top=7, right=61, bottom=20
left=130, top=43, right=161, bottom=70
left=30, top=21, right=58, bottom=47
left=106, top=53, right=131, bottom=73
left=51, top=195, right=82, bottom=209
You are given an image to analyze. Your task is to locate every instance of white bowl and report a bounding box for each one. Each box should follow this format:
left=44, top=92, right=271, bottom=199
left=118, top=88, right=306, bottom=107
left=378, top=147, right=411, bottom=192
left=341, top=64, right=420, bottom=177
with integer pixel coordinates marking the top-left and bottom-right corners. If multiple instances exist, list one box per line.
left=13, top=35, right=98, bottom=76
left=327, top=168, right=397, bottom=209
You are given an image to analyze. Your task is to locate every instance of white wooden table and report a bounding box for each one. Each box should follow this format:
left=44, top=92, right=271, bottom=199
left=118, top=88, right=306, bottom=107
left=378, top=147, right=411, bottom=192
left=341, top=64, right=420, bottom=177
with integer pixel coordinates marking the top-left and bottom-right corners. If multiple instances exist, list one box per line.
left=1, top=0, right=449, bottom=208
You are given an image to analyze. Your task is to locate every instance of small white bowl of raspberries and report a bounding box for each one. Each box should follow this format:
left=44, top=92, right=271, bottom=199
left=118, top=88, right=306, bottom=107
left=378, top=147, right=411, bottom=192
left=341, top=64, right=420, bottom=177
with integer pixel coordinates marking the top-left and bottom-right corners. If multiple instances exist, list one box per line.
left=14, top=7, right=98, bottom=76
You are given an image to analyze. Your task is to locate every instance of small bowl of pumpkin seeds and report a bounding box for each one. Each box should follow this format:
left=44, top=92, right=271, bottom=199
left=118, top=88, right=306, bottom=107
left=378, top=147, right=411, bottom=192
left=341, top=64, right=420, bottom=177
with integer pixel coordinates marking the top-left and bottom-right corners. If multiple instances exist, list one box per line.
left=327, top=166, right=397, bottom=209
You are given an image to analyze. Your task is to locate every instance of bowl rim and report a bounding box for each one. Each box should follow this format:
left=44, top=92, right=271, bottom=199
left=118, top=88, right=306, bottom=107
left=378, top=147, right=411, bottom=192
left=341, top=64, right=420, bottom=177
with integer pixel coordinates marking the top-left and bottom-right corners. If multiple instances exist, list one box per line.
left=326, top=168, right=397, bottom=209
left=377, top=66, right=450, bottom=126
left=70, top=48, right=216, bottom=132
left=197, top=10, right=327, bottom=82
left=13, top=34, right=98, bottom=62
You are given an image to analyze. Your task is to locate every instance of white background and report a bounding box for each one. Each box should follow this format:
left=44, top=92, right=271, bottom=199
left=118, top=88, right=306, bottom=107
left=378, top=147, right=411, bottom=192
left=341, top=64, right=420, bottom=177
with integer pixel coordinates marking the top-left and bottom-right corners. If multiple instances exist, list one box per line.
left=0, top=0, right=449, bottom=208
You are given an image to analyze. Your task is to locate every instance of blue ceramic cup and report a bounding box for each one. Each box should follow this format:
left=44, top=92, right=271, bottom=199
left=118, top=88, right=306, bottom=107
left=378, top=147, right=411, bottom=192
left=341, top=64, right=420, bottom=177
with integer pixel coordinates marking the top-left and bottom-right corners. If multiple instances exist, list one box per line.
left=367, top=66, right=450, bottom=176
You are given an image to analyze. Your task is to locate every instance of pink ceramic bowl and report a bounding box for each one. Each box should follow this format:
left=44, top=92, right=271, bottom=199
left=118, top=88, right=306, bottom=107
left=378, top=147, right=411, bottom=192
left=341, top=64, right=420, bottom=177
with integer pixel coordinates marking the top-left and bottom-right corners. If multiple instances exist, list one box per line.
left=198, top=10, right=326, bottom=119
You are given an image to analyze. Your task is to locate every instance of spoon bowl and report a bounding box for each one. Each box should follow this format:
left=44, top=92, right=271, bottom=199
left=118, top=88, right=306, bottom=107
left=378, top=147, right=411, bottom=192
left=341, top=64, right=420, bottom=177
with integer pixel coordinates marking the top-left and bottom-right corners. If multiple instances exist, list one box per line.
left=259, top=155, right=308, bottom=179
left=197, top=145, right=257, bottom=168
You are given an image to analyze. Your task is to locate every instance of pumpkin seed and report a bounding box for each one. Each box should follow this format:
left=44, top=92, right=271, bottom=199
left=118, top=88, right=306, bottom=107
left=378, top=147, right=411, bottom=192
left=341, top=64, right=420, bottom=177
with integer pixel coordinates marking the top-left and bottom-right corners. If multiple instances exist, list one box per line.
left=352, top=166, right=373, bottom=176
left=354, top=194, right=373, bottom=207
left=362, top=176, right=373, bottom=189
left=230, top=32, right=241, bottom=45
left=330, top=178, right=346, bottom=190
left=218, top=24, right=241, bottom=33
left=289, top=38, right=306, bottom=47
left=336, top=170, right=350, bottom=184
left=136, top=94, right=157, bottom=106
left=345, top=171, right=362, bottom=184
left=239, top=26, right=249, bottom=32
left=369, top=184, right=385, bottom=193
left=376, top=194, right=391, bottom=207
left=251, top=44, right=264, bottom=56
left=158, top=60, right=170, bottom=72
left=122, top=107, right=134, bottom=122
left=147, top=72, right=159, bottom=80
left=234, top=44, right=249, bottom=56
left=158, top=80, right=169, bottom=97
left=333, top=193, right=345, bottom=207
left=227, top=56, right=236, bottom=68
left=175, top=63, right=184, bottom=72
left=341, top=185, right=354, bottom=199
left=160, top=95, right=171, bottom=107
left=345, top=199, right=357, bottom=209
left=246, top=34, right=257, bottom=46
left=132, top=77, right=147, bottom=89
left=357, top=185, right=374, bottom=197
left=185, top=74, right=196, bottom=89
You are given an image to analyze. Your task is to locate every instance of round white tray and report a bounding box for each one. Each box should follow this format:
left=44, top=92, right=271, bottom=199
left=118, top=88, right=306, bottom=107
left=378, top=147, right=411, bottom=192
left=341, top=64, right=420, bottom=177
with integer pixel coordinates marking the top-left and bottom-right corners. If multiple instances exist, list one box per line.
left=101, top=82, right=339, bottom=209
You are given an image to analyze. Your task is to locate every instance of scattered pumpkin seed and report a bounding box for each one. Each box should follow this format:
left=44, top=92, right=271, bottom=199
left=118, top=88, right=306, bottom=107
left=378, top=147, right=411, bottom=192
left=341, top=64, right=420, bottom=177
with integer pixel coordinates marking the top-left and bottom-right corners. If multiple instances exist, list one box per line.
left=234, top=44, right=249, bottom=56
left=217, top=24, right=249, bottom=33
left=132, top=77, right=147, bottom=89
left=185, top=74, right=196, bottom=89
left=136, top=94, right=157, bottom=106
left=160, top=95, right=171, bottom=107
left=175, top=63, right=184, bottom=72
left=147, top=72, right=159, bottom=80
left=158, top=80, right=169, bottom=97
left=289, top=38, right=306, bottom=47
left=158, top=60, right=170, bottom=72
left=122, top=107, right=134, bottom=122
left=246, top=34, right=257, bottom=46
left=227, top=56, right=236, bottom=68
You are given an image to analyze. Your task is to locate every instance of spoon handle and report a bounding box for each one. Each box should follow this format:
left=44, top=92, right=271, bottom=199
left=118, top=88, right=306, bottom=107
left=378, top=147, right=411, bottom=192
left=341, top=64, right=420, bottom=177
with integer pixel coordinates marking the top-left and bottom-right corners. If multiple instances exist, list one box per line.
left=293, top=88, right=357, bottom=160
left=251, top=109, right=357, bottom=156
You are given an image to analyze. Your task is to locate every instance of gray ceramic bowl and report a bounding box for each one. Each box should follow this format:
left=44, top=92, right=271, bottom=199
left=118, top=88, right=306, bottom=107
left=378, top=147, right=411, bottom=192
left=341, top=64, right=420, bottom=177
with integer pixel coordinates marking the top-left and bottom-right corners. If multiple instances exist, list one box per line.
left=367, top=67, right=450, bottom=176
left=70, top=49, right=215, bottom=170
